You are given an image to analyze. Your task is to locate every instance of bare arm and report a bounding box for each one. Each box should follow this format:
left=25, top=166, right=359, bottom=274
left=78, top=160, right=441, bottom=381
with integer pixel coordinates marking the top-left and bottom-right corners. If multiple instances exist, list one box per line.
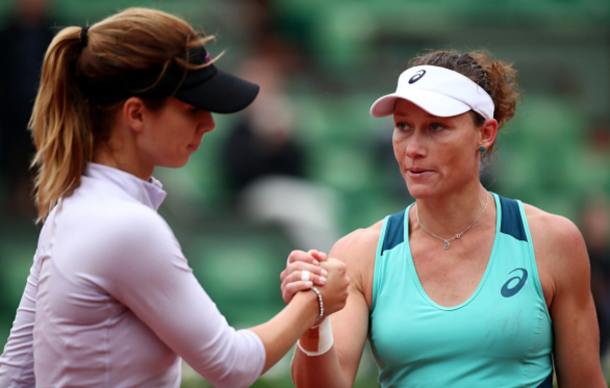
left=528, top=209, right=606, bottom=387
left=289, top=226, right=380, bottom=388
left=250, top=258, right=349, bottom=374
left=249, top=291, right=319, bottom=374
left=290, top=278, right=370, bottom=388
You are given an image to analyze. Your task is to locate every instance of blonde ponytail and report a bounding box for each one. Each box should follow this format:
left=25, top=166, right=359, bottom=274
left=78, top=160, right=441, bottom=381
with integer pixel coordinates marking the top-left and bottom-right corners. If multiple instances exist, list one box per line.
left=30, top=27, right=94, bottom=222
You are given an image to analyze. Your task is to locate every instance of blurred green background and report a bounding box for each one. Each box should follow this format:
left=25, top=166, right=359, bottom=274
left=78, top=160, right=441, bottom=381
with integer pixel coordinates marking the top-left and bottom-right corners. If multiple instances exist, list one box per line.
left=0, top=0, right=609, bottom=387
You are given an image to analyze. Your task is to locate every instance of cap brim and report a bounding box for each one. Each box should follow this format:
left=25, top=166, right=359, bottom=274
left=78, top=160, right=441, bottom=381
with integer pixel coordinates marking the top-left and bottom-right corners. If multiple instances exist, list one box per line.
left=370, top=89, right=471, bottom=118
left=175, top=69, right=260, bottom=114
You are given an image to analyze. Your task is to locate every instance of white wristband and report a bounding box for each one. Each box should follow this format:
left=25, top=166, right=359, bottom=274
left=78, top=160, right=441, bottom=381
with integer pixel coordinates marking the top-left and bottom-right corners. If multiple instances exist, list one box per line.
left=297, top=317, right=333, bottom=356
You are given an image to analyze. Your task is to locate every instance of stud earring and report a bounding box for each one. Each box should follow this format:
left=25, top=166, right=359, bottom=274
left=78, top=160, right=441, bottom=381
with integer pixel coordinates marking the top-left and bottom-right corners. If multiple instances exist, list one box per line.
left=479, top=146, right=486, bottom=153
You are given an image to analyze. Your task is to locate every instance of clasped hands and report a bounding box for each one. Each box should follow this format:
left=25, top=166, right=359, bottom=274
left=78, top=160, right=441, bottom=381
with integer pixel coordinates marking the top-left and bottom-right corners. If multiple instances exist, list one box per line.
left=280, top=250, right=350, bottom=320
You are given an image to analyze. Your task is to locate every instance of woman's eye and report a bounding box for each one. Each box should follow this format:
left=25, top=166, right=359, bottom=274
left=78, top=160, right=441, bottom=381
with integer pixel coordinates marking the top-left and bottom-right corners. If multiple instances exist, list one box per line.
left=395, top=122, right=411, bottom=131
left=430, top=123, right=445, bottom=131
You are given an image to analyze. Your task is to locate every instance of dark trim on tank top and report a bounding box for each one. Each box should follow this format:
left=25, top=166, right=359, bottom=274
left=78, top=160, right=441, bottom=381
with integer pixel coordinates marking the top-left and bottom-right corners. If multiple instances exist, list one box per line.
left=381, top=195, right=526, bottom=253
left=381, top=209, right=405, bottom=255
left=499, top=196, right=528, bottom=242
left=535, top=370, right=553, bottom=388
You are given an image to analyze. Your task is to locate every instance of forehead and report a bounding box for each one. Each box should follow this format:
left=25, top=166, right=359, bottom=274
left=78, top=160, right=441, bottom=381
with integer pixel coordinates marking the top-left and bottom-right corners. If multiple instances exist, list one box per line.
left=393, top=99, right=473, bottom=123
left=393, top=99, right=440, bottom=118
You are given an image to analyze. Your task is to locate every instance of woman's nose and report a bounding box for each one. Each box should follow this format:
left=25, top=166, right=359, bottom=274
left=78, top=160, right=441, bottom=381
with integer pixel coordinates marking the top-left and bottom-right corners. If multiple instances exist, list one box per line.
left=405, top=130, right=426, bottom=159
left=198, top=111, right=215, bottom=133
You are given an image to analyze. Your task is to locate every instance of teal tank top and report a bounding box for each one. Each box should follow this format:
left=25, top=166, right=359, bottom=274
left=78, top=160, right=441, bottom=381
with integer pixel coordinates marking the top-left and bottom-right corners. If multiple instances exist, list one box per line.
left=369, top=194, right=553, bottom=388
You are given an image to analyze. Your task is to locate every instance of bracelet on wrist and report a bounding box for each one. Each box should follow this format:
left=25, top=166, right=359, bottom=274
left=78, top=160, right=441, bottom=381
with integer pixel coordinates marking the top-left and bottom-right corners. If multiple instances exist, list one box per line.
left=310, top=286, right=324, bottom=324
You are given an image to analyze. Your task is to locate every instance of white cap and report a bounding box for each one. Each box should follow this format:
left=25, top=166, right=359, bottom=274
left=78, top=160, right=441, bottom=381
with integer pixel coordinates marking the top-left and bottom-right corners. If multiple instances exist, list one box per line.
left=370, top=65, right=495, bottom=120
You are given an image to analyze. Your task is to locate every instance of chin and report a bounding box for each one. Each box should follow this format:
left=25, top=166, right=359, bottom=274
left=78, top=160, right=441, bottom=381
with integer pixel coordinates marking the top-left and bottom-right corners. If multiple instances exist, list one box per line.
left=161, top=157, right=190, bottom=169
left=175, top=158, right=190, bottom=168
left=407, top=188, right=435, bottom=200
left=405, top=181, right=436, bottom=199
left=402, top=170, right=430, bottom=197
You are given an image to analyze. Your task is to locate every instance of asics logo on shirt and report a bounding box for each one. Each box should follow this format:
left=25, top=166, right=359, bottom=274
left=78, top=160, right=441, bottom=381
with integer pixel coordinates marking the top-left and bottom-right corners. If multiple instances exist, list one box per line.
left=501, top=268, right=528, bottom=298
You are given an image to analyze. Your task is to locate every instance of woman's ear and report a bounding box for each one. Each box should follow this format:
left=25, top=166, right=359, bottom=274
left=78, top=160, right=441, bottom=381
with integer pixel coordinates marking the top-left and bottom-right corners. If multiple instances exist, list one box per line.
left=122, top=97, right=146, bottom=132
left=478, top=118, right=498, bottom=150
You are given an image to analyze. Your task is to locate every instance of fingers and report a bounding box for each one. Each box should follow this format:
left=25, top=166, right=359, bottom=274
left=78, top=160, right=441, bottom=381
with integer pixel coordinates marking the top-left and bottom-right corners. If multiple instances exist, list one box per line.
left=287, top=250, right=320, bottom=267
left=281, top=260, right=328, bottom=282
left=280, top=268, right=328, bottom=305
left=281, top=269, right=326, bottom=295
left=307, top=249, right=328, bottom=262
left=294, top=270, right=326, bottom=286
left=280, top=251, right=340, bottom=309
left=300, top=270, right=311, bottom=281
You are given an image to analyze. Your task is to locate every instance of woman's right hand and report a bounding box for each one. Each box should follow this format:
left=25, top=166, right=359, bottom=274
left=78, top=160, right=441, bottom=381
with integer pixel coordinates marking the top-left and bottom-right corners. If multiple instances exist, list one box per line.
left=314, top=258, right=350, bottom=318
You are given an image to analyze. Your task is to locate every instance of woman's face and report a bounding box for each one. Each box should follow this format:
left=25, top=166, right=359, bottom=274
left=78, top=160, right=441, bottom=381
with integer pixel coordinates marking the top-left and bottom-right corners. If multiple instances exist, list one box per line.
left=392, top=99, right=484, bottom=199
left=138, top=97, right=216, bottom=168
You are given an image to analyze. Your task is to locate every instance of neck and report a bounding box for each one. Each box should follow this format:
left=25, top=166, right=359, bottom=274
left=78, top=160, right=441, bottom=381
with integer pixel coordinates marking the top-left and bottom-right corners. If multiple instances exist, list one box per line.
left=92, top=137, right=153, bottom=182
left=414, top=183, right=489, bottom=238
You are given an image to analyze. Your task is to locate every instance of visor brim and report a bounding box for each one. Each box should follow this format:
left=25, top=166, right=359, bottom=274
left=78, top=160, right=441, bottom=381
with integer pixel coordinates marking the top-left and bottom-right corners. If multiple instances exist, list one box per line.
left=370, top=89, right=471, bottom=118
left=175, top=69, right=260, bottom=114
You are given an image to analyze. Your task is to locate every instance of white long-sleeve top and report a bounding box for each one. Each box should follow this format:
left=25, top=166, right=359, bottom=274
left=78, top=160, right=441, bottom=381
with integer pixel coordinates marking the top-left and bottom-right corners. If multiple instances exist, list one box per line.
left=0, top=163, right=266, bottom=388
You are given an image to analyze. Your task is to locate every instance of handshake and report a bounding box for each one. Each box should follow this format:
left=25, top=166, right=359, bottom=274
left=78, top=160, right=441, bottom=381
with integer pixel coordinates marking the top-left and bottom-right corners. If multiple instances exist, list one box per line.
left=280, top=250, right=350, bottom=322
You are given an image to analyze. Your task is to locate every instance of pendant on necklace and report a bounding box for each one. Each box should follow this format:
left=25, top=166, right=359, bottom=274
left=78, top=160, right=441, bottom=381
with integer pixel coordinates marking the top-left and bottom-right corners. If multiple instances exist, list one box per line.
left=443, top=241, right=450, bottom=249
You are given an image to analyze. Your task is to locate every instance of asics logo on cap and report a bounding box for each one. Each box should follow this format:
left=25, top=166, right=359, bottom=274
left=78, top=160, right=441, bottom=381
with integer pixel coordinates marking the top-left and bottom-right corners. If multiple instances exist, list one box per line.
left=409, top=70, right=426, bottom=84
left=369, top=65, right=495, bottom=119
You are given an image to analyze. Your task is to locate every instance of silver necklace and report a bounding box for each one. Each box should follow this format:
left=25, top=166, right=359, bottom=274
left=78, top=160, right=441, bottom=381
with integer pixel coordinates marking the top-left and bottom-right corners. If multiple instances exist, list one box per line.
left=416, top=193, right=489, bottom=250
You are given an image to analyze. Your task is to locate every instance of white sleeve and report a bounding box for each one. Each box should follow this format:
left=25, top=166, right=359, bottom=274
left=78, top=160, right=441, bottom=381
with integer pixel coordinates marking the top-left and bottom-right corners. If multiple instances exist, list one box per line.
left=0, top=252, right=39, bottom=388
left=97, top=211, right=266, bottom=388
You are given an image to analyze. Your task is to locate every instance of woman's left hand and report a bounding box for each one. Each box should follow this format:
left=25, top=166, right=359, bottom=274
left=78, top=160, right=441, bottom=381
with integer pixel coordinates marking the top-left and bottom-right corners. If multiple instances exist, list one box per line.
left=280, top=249, right=328, bottom=304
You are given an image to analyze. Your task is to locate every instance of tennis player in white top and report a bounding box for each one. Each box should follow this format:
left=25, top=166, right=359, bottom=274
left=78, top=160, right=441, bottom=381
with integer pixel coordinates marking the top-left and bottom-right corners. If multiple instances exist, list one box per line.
left=0, top=8, right=348, bottom=388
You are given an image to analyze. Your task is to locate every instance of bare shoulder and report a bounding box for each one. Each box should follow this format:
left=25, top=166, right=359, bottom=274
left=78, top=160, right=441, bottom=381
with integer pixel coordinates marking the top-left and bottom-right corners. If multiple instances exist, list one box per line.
left=523, top=203, right=586, bottom=259
left=330, top=220, right=384, bottom=267
left=523, top=203, right=590, bottom=297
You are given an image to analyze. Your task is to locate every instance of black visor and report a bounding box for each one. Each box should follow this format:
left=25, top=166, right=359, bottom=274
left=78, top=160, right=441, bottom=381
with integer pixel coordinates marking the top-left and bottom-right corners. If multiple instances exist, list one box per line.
left=79, top=46, right=259, bottom=114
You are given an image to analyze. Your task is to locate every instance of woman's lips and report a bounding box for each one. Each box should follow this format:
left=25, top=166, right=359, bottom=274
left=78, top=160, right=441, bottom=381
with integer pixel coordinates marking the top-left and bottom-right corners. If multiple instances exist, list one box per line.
left=187, top=143, right=201, bottom=152
left=407, top=169, right=433, bottom=178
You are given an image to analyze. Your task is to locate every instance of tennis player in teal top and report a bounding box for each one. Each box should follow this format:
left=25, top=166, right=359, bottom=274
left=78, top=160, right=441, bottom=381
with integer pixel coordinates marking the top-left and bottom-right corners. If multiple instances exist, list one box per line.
left=280, top=50, right=606, bottom=387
